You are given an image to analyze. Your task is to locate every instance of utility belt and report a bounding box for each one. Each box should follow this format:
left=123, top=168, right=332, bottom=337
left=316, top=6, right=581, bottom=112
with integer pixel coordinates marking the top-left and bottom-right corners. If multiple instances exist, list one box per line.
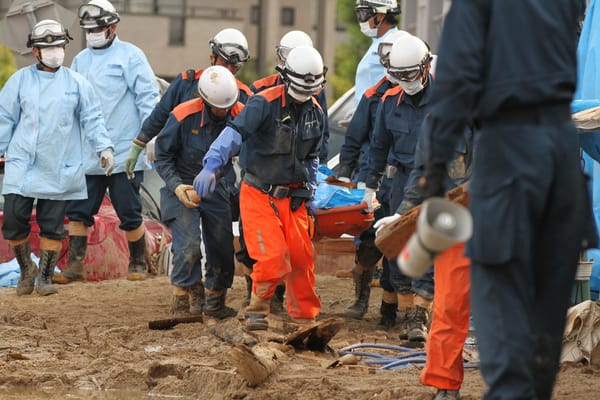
left=384, top=164, right=410, bottom=179
left=479, top=102, right=571, bottom=127
left=243, top=172, right=313, bottom=200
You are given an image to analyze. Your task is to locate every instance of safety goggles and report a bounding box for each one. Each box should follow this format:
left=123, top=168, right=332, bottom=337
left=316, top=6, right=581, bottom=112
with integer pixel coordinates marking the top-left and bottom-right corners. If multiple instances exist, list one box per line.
left=355, top=6, right=376, bottom=23
left=377, top=42, right=393, bottom=67
left=275, top=45, right=292, bottom=62
left=78, top=4, right=110, bottom=19
left=211, top=41, right=249, bottom=69
left=27, top=30, right=72, bottom=48
left=387, top=65, right=423, bottom=82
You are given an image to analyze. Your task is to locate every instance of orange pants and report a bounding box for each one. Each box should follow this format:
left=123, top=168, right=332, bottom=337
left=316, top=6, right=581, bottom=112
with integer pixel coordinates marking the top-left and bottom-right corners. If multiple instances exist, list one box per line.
left=240, top=182, right=321, bottom=319
left=420, top=242, right=470, bottom=390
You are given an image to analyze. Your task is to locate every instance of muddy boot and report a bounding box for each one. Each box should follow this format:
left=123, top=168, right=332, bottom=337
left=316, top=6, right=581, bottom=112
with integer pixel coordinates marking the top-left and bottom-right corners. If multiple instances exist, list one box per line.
left=11, top=241, right=38, bottom=296
left=171, top=285, right=190, bottom=316
left=244, top=294, right=270, bottom=331
left=205, top=289, right=237, bottom=319
left=407, top=297, right=432, bottom=342
left=36, top=249, right=59, bottom=296
left=396, top=293, right=414, bottom=340
left=53, top=236, right=87, bottom=284
left=376, top=301, right=397, bottom=330
left=127, top=234, right=147, bottom=281
left=188, top=281, right=205, bottom=315
left=270, top=283, right=285, bottom=314
left=243, top=273, right=253, bottom=307
left=345, top=265, right=373, bottom=320
left=433, top=389, right=461, bottom=400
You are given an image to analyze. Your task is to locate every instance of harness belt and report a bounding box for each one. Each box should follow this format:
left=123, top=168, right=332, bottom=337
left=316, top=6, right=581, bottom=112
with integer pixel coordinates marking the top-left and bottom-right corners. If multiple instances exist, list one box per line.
left=244, top=172, right=313, bottom=199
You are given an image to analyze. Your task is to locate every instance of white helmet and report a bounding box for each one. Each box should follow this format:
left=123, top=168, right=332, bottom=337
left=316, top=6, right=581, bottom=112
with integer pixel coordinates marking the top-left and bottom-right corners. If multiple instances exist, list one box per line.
left=387, top=35, right=432, bottom=82
left=79, top=0, right=120, bottom=29
left=355, top=0, right=401, bottom=23
left=276, top=30, right=313, bottom=63
left=197, top=65, right=239, bottom=109
left=27, top=19, right=72, bottom=48
left=279, top=45, right=325, bottom=102
left=209, top=28, right=250, bottom=68
left=377, top=30, right=411, bottom=67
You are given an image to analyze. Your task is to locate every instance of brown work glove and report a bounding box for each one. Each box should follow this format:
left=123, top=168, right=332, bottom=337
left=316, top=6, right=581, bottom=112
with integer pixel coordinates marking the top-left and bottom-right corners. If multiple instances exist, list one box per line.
left=174, top=184, right=199, bottom=208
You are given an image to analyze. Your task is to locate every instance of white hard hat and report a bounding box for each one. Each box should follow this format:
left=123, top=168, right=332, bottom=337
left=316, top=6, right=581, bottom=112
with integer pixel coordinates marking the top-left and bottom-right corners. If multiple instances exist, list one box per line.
left=209, top=28, right=250, bottom=67
left=280, top=45, right=326, bottom=98
left=79, top=0, right=120, bottom=30
left=27, top=19, right=72, bottom=48
left=355, top=0, right=401, bottom=23
left=388, top=35, right=432, bottom=82
left=377, top=30, right=411, bottom=67
left=197, top=65, right=239, bottom=109
left=276, top=30, right=313, bottom=62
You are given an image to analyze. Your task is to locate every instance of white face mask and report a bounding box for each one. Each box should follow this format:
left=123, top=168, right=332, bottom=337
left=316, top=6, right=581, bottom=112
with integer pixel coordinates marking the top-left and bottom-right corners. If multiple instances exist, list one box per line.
left=86, top=30, right=109, bottom=48
left=288, top=86, right=312, bottom=103
left=40, top=47, right=65, bottom=68
left=399, top=80, right=425, bottom=96
left=359, top=22, right=377, bottom=38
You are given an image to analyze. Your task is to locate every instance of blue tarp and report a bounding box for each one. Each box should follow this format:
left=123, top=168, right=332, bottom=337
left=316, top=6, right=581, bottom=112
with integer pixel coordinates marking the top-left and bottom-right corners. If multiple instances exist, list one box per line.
left=314, top=165, right=365, bottom=209
left=0, top=253, right=39, bottom=288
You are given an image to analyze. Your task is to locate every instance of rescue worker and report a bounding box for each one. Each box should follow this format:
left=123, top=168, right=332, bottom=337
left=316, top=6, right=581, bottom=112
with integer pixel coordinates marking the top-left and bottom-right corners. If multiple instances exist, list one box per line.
left=125, top=27, right=252, bottom=176
left=336, top=30, right=410, bottom=326
left=363, top=35, right=435, bottom=342
left=154, top=66, right=241, bottom=318
left=54, top=0, right=158, bottom=283
left=193, top=46, right=326, bottom=330
left=375, top=114, right=475, bottom=399
left=0, top=20, right=114, bottom=296
left=419, top=1, right=597, bottom=399
left=245, top=30, right=330, bottom=312
left=354, top=0, right=401, bottom=105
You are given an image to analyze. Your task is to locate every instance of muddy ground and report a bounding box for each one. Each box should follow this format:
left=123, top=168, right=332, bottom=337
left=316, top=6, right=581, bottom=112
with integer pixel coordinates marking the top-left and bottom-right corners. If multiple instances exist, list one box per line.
left=0, top=270, right=598, bottom=400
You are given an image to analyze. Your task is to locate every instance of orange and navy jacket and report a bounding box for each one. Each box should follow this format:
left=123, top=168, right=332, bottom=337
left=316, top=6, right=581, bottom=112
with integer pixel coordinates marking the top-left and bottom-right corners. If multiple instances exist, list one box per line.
left=251, top=72, right=330, bottom=162
left=153, top=96, right=244, bottom=193
left=228, top=84, right=324, bottom=185
left=137, top=68, right=252, bottom=144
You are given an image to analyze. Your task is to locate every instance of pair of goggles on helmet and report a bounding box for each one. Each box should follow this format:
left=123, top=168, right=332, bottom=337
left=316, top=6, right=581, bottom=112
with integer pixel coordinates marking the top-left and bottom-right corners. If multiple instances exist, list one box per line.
left=377, top=42, right=394, bottom=67
left=78, top=4, right=114, bottom=19
left=27, top=30, right=73, bottom=48
left=210, top=41, right=249, bottom=68
left=276, top=45, right=293, bottom=62
left=280, top=65, right=327, bottom=84
left=355, top=6, right=377, bottom=23
left=387, top=65, right=425, bottom=82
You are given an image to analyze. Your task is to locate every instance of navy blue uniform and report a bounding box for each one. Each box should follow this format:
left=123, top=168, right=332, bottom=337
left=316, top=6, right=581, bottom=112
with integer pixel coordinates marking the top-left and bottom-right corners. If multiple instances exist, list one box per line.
left=424, top=1, right=597, bottom=398
left=367, top=81, right=435, bottom=300
left=154, top=98, right=243, bottom=290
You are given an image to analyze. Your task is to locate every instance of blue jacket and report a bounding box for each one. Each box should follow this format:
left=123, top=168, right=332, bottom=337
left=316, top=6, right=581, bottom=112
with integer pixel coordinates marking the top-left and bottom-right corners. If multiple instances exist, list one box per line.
left=338, top=77, right=392, bottom=182
left=0, top=65, right=113, bottom=200
left=366, top=79, right=433, bottom=190
left=71, top=36, right=158, bottom=175
left=251, top=72, right=330, bottom=162
left=138, top=68, right=252, bottom=144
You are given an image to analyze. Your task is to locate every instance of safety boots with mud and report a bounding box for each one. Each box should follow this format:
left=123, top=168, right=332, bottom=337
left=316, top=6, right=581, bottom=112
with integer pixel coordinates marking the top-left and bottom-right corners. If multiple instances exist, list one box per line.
left=12, top=241, right=38, bottom=296
left=345, top=266, right=373, bottom=320
left=244, top=295, right=270, bottom=331
left=270, top=283, right=286, bottom=314
left=205, top=289, right=237, bottom=319
left=188, top=281, right=205, bottom=315
left=36, top=249, right=59, bottom=296
left=127, top=235, right=147, bottom=281
left=53, top=236, right=87, bottom=284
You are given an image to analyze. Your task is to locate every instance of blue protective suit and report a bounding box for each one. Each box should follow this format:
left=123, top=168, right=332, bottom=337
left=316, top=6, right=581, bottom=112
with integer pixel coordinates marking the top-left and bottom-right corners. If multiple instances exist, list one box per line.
left=354, top=27, right=397, bottom=106
left=0, top=65, right=113, bottom=200
left=71, top=36, right=158, bottom=175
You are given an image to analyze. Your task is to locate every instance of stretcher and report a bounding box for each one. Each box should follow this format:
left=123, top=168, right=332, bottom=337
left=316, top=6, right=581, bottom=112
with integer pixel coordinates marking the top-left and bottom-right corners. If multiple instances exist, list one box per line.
left=313, top=203, right=375, bottom=241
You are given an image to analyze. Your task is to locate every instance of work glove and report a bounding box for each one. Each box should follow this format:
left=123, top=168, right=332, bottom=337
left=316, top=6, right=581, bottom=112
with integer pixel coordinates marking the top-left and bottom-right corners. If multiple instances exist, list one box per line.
left=373, top=213, right=402, bottom=236
left=193, top=167, right=217, bottom=198
left=100, top=149, right=115, bottom=176
left=125, top=142, right=145, bottom=180
left=362, top=188, right=377, bottom=213
left=146, top=137, right=157, bottom=163
left=174, top=184, right=199, bottom=208
left=337, top=176, right=351, bottom=183
left=421, top=163, right=447, bottom=199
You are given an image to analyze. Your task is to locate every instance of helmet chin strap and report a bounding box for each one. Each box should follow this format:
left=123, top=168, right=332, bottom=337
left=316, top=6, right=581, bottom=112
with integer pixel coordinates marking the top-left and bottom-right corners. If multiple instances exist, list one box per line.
left=372, top=14, right=382, bottom=30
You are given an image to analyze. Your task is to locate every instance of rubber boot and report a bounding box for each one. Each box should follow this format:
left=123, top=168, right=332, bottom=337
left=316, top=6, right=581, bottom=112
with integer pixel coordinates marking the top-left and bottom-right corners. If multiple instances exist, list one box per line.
left=127, top=234, right=147, bottom=281
left=345, top=265, right=373, bottom=319
left=407, top=295, right=432, bottom=342
left=243, top=272, right=253, bottom=307
left=397, top=293, right=414, bottom=340
left=53, top=236, right=87, bottom=284
left=188, top=280, right=205, bottom=315
left=171, top=285, right=190, bottom=316
left=36, top=249, right=59, bottom=296
left=11, top=241, right=38, bottom=296
left=270, top=283, right=286, bottom=314
left=244, top=294, right=270, bottom=331
left=376, top=290, right=397, bottom=329
left=205, top=289, right=237, bottom=319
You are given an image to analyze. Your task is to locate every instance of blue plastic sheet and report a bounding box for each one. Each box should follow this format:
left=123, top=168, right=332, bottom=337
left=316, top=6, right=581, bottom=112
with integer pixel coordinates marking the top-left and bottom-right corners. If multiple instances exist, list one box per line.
left=315, top=165, right=365, bottom=209
left=0, top=254, right=60, bottom=288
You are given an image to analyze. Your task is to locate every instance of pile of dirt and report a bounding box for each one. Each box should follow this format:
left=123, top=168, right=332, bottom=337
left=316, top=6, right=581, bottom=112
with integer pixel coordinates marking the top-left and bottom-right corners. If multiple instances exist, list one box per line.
left=0, top=275, right=598, bottom=400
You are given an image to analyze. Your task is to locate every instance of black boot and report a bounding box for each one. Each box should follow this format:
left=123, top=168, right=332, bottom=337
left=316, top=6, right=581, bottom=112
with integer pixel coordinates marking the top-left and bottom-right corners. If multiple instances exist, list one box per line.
left=376, top=301, right=397, bottom=330
left=205, top=289, right=237, bottom=319
left=127, top=234, right=147, bottom=281
left=270, top=284, right=285, bottom=314
left=345, top=267, right=373, bottom=319
left=12, top=242, right=38, bottom=296
left=36, top=249, right=59, bottom=296
left=243, top=274, right=253, bottom=307
left=53, top=236, right=87, bottom=284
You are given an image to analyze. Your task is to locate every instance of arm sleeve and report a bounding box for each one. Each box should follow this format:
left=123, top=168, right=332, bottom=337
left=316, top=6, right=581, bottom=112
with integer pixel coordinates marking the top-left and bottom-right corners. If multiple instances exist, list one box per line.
left=339, top=93, right=372, bottom=176
left=317, top=89, right=330, bottom=162
left=365, top=100, right=391, bottom=189
left=126, top=50, right=159, bottom=124
left=202, top=126, right=242, bottom=173
left=0, top=72, right=22, bottom=154
left=303, top=157, right=318, bottom=192
left=154, top=114, right=184, bottom=192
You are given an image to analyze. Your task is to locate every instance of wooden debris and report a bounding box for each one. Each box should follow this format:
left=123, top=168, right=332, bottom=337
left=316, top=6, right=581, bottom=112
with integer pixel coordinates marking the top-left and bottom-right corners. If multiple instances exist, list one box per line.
left=227, top=343, right=286, bottom=387
left=284, top=318, right=343, bottom=352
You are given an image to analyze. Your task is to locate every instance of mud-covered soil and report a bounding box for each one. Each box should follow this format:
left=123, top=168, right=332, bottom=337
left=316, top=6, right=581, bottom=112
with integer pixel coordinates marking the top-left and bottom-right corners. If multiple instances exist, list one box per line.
left=0, top=274, right=598, bottom=400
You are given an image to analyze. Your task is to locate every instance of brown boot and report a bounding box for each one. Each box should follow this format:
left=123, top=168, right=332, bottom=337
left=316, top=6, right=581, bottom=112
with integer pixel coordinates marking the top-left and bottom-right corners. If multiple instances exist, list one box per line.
left=396, top=293, right=414, bottom=340
left=10, top=241, right=38, bottom=296
left=244, top=294, right=270, bottom=331
left=53, top=236, right=87, bottom=284
left=188, top=281, right=205, bottom=315
left=171, top=285, right=190, bottom=316
left=407, top=295, right=432, bottom=342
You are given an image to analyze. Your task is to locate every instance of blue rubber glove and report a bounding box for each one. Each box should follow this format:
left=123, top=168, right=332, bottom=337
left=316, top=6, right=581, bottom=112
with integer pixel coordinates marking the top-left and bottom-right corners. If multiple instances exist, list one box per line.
left=193, top=168, right=217, bottom=198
